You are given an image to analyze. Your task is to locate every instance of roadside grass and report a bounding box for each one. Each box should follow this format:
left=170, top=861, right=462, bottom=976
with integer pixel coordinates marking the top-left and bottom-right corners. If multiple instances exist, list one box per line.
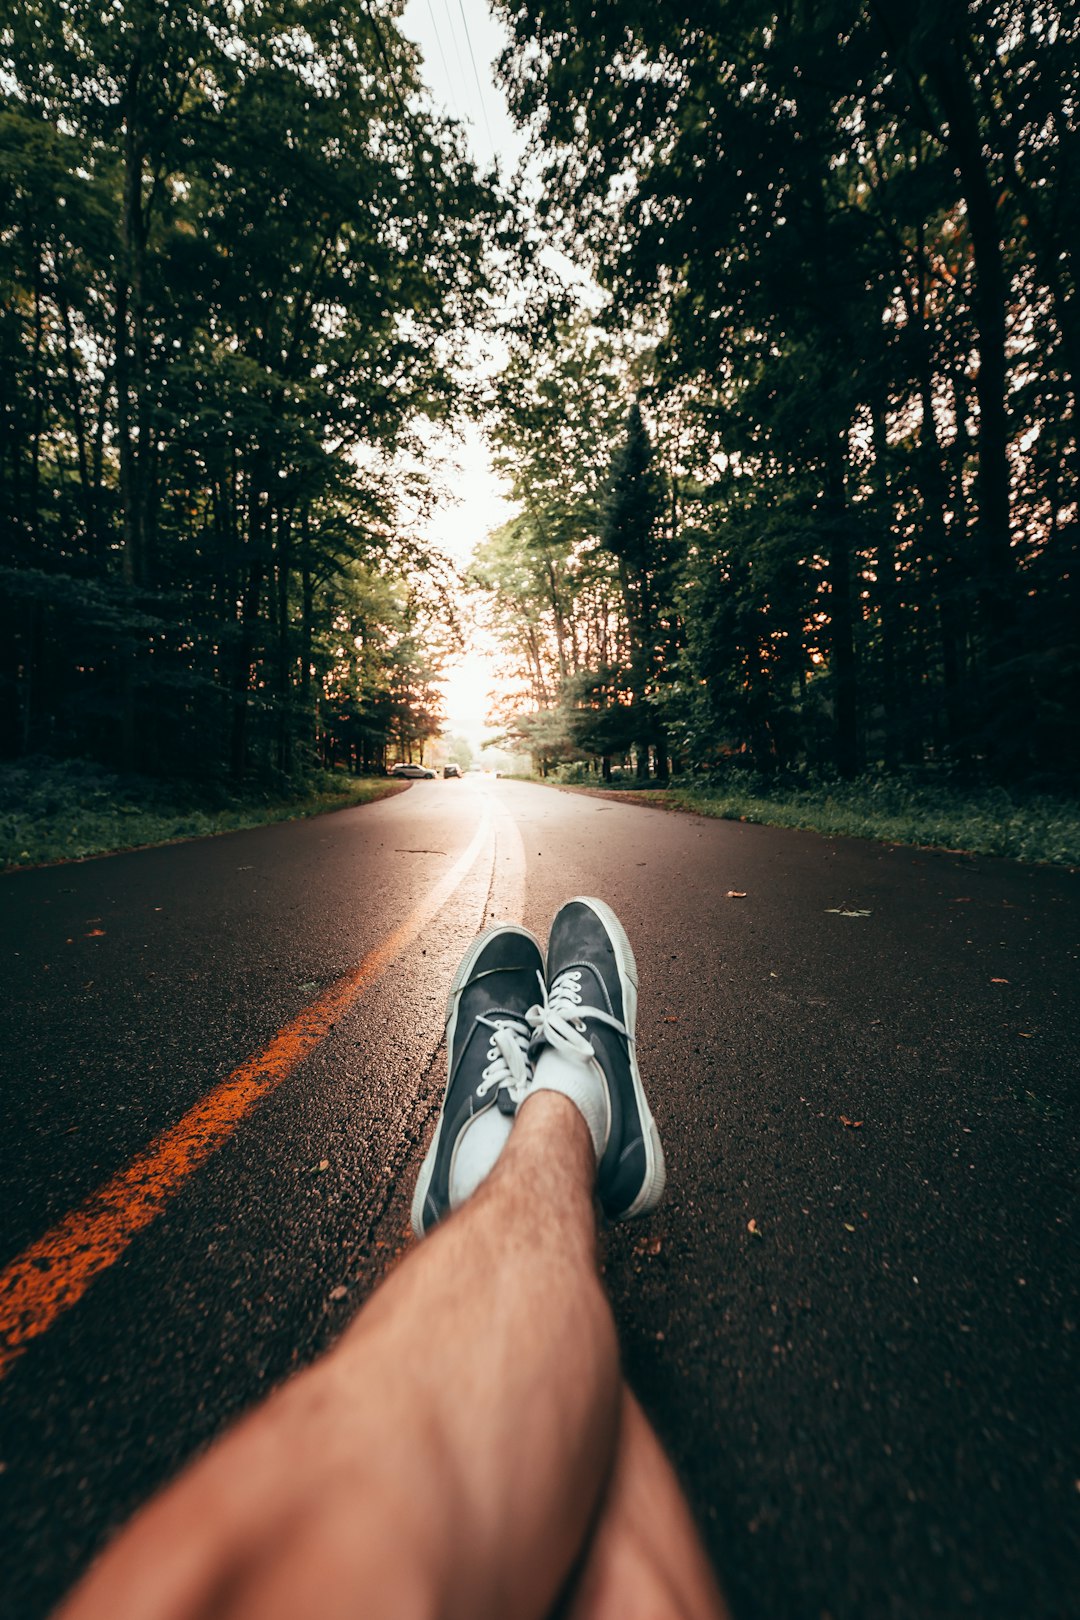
left=543, top=771, right=1080, bottom=867
left=0, top=757, right=403, bottom=872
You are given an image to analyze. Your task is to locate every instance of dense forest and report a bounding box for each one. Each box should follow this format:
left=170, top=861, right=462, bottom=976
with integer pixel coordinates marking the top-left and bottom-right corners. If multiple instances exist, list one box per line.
left=1, top=0, right=498, bottom=783
left=480, top=0, right=1079, bottom=785
left=3, top=2, right=1079, bottom=797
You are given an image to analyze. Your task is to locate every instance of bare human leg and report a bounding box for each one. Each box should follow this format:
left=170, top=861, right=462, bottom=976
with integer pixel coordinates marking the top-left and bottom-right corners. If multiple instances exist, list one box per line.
left=58, top=1093, right=620, bottom=1620
left=558, top=1385, right=730, bottom=1620
left=60, top=902, right=728, bottom=1620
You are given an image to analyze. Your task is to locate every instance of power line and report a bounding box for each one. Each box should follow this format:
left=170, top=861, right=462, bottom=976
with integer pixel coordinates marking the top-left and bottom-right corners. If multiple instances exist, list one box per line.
left=440, top=0, right=470, bottom=98
left=424, top=0, right=461, bottom=122
left=451, top=0, right=498, bottom=163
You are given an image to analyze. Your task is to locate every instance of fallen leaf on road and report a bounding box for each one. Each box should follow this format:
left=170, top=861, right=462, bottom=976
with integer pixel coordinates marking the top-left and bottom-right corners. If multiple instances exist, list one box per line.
left=843, top=1222, right=856, bottom=1233
left=950, top=897, right=972, bottom=903
left=634, top=1235, right=663, bottom=1257
left=726, top=890, right=747, bottom=898
left=991, top=978, right=1009, bottom=984
left=317, top=1159, right=330, bottom=1171
left=328, top=1285, right=347, bottom=1302
left=839, top=1115, right=864, bottom=1128
left=747, top=1219, right=761, bottom=1236
left=85, top=929, right=105, bottom=938
left=661, top=1015, right=679, bottom=1023
left=1018, top=1031, right=1034, bottom=1039
left=825, top=907, right=872, bottom=918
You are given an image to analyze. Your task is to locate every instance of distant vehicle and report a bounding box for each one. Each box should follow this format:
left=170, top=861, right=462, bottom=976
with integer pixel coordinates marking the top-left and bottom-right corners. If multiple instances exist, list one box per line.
left=388, top=763, right=435, bottom=779
left=443, top=763, right=462, bottom=778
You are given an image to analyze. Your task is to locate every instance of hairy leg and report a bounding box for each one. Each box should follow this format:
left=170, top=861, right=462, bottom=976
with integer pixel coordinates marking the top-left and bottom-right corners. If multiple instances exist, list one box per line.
left=60, top=1093, right=620, bottom=1620
left=557, top=1385, right=730, bottom=1620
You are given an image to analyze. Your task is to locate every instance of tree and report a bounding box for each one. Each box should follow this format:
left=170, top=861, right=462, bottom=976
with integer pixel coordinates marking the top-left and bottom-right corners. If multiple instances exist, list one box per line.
left=491, top=0, right=1080, bottom=783
left=1, top=0, right=501, bottom=785
left=601, top=403, right=673, bottom=779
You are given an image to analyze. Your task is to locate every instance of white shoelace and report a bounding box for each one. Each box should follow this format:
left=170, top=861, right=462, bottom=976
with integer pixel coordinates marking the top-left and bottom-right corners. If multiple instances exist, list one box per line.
left=526, top=967, right=631, bottom=1062
left=472, top=970, right=632, bottom=1115
left=475, top=1014, right=532, bottom=1103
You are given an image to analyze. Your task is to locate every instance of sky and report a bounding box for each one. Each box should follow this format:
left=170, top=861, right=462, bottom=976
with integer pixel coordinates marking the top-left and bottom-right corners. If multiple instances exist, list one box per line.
left=401, top=0, right=526, bottom=177
left=399, top=0, right=527, bottom=746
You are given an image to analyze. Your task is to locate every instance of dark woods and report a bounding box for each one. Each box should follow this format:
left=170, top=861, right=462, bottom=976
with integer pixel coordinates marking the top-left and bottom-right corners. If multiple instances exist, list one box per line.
left=484, top=0, right=1079, bottom=787
left=4, top=1, right=1078, bottom=794
left=0, top=0, right=496, bottom=783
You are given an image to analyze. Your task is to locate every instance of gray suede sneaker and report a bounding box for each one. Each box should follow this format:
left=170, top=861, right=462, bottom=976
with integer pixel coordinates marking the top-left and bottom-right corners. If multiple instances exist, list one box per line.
left=410, top=924, right=544, bottom=1237
left=532, top=897, right=666, bottom=1221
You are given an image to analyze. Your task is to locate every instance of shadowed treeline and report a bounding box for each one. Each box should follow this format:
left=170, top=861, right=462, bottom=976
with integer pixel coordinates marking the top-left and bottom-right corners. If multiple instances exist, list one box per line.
left=1, top=0, right=498, bottom=783
left=481, top=1, right=1079, bottom=787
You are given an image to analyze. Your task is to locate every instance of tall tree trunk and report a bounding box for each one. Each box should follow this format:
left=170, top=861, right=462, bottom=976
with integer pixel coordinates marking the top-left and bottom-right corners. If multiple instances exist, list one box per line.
left=869, top=393, right=902, bottom=769
left=653, top=721, right=670, bottom=782
left=616, top=557, right=652, bottom=777
left=28, top=231, right=44, bottom=546
left=57, top=275, right=95, bottom=558
left=231, top=561, right=263, bottom=782
left=907, top=233, right=967, bottom=760
left=275, top=505, right=293, bottom=777
left=300, top=505, right=314, bottom=763
left=824, top=435, right=859, bottom=777
left=543, top=550, right=569, bottom=678
left=115, top=50, right=148, bottom=772
left=926, top=44, right=1015, bottom=651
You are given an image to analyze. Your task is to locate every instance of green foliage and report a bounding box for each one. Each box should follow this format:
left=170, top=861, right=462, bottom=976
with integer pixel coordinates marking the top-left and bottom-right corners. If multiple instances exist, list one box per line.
left=599, top=401, right=678, bottom=775
left=544, top=771, right=1080, bottom=867
left=476, top=321, right=683, bottom=777
left=0, top=0, right=501, bottom=783
left=444, top=734, right=475, bottom=770
left=601, top=405, right=664, bottom=574
left=0, top=757, right=401, bottom=870
left=492, top=0, right=1080, bottom=787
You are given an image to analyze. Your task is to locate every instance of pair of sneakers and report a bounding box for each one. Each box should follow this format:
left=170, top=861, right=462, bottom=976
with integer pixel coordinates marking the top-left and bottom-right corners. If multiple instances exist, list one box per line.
left=410, top=897, right=667, bottom=1237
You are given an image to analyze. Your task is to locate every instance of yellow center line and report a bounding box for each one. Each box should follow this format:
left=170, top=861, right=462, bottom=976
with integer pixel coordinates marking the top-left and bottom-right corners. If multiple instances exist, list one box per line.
left=0, top=805, right=493, bottom=1381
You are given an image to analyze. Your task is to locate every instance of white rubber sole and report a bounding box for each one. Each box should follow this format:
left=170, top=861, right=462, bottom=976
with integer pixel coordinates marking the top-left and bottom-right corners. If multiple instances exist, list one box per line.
left=569, top=897, right=667, bottom=1219
left=410, top=924, right=543, bottom=1238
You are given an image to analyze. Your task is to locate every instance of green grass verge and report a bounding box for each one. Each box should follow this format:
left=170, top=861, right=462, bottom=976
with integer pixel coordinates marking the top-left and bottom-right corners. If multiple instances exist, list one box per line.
left=544, top=774, right=1080, bottom=866
left=0, top=757, right=404, bottom=872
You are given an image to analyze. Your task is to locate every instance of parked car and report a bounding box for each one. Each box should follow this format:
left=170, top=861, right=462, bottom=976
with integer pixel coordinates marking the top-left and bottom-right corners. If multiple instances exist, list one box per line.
left=443, top=763, right=462, bottom=778
left=388, top=763, right=435, bottom=779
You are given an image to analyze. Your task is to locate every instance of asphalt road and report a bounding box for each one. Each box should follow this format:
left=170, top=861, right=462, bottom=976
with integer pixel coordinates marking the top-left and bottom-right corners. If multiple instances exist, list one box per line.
left=1, top=779, right=1077, bottom=1619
